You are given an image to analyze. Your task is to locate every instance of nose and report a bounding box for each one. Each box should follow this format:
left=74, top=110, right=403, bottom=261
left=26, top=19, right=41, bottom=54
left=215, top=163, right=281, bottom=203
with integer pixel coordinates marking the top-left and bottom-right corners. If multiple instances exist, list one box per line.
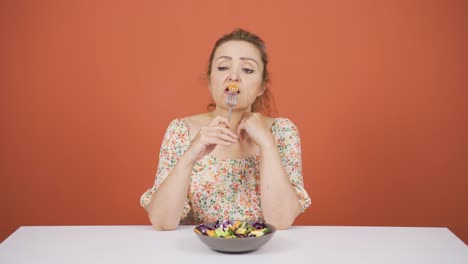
left=227, top=71, right=240, bottom=82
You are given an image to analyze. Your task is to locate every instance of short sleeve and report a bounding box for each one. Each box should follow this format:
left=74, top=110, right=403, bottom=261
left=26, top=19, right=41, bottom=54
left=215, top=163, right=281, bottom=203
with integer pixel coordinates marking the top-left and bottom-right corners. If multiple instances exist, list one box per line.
left=140, top=119, right=191, bottom=219
left=271, top=118, right=311, bottom=212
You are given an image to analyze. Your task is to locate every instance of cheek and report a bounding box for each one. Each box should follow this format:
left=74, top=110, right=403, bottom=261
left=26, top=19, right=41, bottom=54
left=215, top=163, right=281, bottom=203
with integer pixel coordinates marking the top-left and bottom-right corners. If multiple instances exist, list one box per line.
left=240, top=90, right=260, bottom=105
left=210, top=74, right=226, bottom=88
left=249, top=79, right=264, bottom=96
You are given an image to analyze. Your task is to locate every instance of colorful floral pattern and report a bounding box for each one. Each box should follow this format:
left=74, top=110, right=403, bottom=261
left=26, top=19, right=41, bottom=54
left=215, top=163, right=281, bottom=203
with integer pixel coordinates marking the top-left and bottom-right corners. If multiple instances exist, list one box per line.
left=140, top=117, right=311, bottom=224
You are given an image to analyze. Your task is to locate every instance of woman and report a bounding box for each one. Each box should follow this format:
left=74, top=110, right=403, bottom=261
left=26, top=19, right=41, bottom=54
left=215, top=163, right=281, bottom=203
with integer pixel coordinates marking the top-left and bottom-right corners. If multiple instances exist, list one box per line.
left=141, top=29, right=311, bottom=230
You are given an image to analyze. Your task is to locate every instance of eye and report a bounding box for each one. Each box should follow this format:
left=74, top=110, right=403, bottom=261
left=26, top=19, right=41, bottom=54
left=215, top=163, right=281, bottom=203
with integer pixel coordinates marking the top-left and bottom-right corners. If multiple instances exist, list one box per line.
left=242, top=68, right=254, bottom=74
left=217, top=66, right=228, bottom=71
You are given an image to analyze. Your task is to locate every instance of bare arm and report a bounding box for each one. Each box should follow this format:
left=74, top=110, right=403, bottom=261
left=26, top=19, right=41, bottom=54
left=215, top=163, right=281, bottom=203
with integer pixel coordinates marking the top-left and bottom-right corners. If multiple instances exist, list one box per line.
left=146, top=117, right=238, bottom=230
left=259, top=140, right=302, bottom=230
left=237, top=114, right=308, bottom=230
left=147, top=155, right=194, bottom=230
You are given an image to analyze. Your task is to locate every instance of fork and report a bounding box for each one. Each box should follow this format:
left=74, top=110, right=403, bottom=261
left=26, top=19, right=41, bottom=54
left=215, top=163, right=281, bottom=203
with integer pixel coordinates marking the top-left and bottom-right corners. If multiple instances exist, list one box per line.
left=226, top=85, right=238, bottom=122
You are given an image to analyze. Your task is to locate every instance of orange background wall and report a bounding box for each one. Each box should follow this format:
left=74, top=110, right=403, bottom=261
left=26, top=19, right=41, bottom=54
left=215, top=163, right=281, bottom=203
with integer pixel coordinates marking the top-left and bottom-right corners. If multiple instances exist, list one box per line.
left=1, top=0, right=467, bottom=244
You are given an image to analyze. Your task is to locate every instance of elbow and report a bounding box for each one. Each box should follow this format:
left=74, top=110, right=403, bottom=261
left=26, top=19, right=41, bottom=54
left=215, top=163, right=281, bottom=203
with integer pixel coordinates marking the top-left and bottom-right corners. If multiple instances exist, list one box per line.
left=148, top=210, right=179, bottom=231
left=264, top=207, right=300, bottom=230
left=273, top=200, right=303, bottom=230
left=151, top=222, right=178, bottom=231
left=273, top=223, right=291, bottom=230
left=264, top=214, right=295, bottom=230
left=270, top=219, right=293, bottom=230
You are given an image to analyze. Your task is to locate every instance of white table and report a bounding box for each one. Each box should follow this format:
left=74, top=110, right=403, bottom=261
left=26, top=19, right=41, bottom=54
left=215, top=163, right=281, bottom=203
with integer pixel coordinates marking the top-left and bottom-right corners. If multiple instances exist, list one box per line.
left=0, top=225, right=466, bottom=264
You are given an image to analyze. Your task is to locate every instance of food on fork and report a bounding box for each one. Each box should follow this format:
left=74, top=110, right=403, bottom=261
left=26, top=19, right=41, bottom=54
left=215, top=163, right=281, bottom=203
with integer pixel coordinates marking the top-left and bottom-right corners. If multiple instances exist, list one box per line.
left=227, top=83, right=239, bottom=94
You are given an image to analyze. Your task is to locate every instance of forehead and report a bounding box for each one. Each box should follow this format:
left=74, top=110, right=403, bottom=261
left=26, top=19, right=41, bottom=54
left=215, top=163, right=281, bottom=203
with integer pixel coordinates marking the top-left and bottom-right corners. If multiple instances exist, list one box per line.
left=214, top=41, right=262, bottom=62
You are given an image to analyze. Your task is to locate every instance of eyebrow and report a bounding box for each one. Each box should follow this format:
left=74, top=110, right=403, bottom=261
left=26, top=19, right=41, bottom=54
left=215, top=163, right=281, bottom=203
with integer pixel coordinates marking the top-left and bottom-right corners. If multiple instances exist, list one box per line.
left=215, top=56, right=258, bottom=65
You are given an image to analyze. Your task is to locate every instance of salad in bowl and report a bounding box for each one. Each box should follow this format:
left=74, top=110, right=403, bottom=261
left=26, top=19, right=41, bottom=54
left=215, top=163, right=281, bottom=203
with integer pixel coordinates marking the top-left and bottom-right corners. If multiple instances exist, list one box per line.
left=193, top=220, right=276, bottom=253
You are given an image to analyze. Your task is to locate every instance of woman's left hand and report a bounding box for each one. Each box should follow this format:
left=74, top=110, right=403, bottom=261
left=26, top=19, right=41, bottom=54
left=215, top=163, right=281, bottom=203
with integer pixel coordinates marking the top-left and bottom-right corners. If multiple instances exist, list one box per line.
left=237, top=112, right=275, bottom=149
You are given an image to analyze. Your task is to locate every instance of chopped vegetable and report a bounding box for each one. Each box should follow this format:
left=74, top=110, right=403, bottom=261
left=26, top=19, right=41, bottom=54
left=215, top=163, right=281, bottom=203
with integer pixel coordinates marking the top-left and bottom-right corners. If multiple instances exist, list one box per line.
left=195, top=220, right=272, bottom=239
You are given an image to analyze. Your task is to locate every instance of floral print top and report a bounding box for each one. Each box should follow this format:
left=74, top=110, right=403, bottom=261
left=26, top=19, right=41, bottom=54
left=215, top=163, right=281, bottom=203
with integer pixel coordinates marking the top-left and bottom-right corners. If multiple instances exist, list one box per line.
left=140, top=117, right=311, bottom=224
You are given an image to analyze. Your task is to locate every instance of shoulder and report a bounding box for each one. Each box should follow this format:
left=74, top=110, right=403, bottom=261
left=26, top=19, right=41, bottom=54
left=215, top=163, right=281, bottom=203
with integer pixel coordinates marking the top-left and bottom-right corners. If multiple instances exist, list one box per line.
left=270, top=117, right=301, bottom=151
left=271, top=117, right=299, bottom=133
left=166, top=118, right=188, bottom=131
left=270, top=117, right=301, bottom=144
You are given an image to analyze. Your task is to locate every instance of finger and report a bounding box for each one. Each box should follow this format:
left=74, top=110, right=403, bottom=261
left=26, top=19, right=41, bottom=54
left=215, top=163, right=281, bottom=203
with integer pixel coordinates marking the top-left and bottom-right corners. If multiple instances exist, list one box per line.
left=214, top=139, right=232, bottom=146
left=203, top=126, right=238, bottom=140
left=203, top=138, right=232, bottom=148
left=203, top=135, right=233, bottom=146
left=199, top=132, right=234, bottom=144
left=216, top=118, right=232, bottom=128
left=237, top=120, right=246, bottom=140
left=205, top=132, right=237, bottom=143
left=214, top=127, right=239, bottom=139
left=208, top=116, right=231, bottom=128
left=237, top=129, right=245, bottom=141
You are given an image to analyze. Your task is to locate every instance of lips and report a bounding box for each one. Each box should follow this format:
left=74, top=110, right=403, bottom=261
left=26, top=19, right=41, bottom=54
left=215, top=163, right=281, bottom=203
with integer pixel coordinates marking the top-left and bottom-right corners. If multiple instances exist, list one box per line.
left=224, top=85, right=240, bottom=94
left=224, top=88, right=240, bottom=94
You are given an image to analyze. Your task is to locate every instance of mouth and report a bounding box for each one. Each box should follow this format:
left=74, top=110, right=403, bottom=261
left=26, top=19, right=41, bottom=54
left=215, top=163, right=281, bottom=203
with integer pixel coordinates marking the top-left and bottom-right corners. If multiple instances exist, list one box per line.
left=224, top=84, right=240, bottom=94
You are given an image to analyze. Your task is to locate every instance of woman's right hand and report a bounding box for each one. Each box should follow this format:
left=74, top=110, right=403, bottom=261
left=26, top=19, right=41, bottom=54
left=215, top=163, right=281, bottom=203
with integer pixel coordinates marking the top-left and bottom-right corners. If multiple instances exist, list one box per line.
left=184, top=116, right=238, bottom=163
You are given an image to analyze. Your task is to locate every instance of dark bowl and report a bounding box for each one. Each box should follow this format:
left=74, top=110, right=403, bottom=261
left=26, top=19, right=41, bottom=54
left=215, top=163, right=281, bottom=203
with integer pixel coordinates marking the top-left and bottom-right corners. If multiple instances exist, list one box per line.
left=193, top=221, right=276, bottom=253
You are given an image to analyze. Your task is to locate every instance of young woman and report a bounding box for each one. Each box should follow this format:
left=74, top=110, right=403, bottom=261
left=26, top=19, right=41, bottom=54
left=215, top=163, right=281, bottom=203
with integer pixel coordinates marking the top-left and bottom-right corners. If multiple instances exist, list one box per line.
left=141, top=29, right=311, bottom=230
